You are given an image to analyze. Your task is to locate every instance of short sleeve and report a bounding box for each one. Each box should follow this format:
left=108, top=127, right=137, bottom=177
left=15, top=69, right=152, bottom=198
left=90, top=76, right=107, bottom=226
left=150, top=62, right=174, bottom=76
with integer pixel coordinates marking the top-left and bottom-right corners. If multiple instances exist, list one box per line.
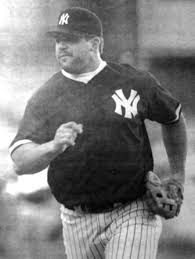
left=10, top=96, right=50, bottom=147
left=144, top=73, right=181, bottom=124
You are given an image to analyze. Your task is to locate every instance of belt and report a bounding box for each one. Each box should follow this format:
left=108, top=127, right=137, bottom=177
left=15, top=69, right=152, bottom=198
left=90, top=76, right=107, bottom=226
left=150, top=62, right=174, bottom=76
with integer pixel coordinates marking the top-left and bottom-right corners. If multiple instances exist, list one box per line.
left=65, top=201, right=127, bottom=213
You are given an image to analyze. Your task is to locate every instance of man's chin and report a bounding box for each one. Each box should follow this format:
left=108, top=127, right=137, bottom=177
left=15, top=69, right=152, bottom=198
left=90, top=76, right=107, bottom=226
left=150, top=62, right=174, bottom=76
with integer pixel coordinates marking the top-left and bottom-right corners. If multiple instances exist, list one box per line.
left=59, top=60, right=85, bottom=74
left=60, top=62, right=83, bottom=74
left=60, top=61, right=73, bottom=72
left=61, top=65, right=75, bottom=73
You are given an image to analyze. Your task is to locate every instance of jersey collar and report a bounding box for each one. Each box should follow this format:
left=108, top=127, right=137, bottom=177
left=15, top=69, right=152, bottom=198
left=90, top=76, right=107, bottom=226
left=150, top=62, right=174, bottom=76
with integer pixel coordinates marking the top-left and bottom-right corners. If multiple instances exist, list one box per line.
left=61, top=59, right=107, bottom=84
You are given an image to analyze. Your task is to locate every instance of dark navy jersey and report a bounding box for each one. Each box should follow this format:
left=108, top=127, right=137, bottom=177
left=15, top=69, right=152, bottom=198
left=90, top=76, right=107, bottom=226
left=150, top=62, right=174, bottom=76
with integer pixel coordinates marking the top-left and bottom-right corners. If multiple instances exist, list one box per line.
left=10, top=62, right=181, bottom=207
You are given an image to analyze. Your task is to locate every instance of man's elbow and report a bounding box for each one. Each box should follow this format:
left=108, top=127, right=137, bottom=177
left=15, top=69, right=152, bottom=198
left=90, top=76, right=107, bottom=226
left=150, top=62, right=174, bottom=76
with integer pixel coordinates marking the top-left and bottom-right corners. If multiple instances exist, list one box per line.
left=11, top=149, right=35, bottom=175
left=13, top=163, right=27, bottom=175
left=12, top=160, right=35, bottom=175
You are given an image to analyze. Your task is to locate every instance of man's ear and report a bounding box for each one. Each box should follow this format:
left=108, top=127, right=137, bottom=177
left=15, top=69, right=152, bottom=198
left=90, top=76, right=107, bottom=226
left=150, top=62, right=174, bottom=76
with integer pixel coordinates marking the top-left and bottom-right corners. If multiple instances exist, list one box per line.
left=99, top=37, right=104, bottom=54
left=89, top=37, right=101, bottom=53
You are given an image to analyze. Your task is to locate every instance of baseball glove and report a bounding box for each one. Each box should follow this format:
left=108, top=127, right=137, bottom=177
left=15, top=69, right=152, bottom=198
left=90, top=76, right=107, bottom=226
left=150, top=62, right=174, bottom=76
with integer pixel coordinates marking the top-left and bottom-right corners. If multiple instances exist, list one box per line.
left=145, top=171, right=184, bottom=219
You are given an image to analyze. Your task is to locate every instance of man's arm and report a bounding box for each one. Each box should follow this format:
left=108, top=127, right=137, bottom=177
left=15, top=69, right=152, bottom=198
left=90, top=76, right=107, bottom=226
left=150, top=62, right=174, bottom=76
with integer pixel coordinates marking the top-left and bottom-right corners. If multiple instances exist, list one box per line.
left=11, top=122, right=83, bottom=175
left=12, top=141, right=62, bottom=175
left=161, top=113, right=187, bottom=184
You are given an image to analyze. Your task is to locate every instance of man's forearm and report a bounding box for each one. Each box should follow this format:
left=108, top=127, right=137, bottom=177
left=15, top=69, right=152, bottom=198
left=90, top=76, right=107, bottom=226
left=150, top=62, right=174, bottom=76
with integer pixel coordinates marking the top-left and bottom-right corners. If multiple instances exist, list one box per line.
left=161, top=113, right=187, bottom=184
left=11, top=122, right=83, bottom=175
left=11, top=141, right=63, bottom=175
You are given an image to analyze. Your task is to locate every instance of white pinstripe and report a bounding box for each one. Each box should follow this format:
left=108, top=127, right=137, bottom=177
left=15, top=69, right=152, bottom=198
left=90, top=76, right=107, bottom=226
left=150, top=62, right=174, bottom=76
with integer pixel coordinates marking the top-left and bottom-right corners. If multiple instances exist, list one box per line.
left=60, top=199, right=162, bottom=259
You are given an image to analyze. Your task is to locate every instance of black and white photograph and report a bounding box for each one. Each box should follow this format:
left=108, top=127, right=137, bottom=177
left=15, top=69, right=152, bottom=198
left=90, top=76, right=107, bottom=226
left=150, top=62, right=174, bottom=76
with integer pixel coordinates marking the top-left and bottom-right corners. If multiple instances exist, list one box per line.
left=1, top=0, right=195, bottom=258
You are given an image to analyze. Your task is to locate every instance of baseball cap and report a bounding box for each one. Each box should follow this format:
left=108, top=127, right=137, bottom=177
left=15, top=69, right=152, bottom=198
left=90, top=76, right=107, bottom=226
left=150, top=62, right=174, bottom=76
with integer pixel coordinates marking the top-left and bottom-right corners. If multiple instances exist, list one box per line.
left=47, top=7, right=103, bottom=39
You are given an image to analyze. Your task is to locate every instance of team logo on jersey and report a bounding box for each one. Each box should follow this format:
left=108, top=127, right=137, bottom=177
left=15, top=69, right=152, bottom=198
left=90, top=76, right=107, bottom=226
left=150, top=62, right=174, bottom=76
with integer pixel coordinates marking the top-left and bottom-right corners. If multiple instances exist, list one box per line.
left=59, top=13, right=70, bottom=25
left=112, top=89, right=140, bottom=119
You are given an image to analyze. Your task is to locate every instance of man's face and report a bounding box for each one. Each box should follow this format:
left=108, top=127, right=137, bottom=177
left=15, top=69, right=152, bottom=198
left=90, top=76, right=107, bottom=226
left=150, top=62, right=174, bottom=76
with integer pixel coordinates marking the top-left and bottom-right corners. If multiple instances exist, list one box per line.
left=55, top=33, right=93, bottom=74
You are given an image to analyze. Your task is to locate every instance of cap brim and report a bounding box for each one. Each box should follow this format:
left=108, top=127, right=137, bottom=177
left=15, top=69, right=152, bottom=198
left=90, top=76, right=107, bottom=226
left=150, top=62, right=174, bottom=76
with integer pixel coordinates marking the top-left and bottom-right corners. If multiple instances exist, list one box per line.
left=46, top=27, right=81, bottom=38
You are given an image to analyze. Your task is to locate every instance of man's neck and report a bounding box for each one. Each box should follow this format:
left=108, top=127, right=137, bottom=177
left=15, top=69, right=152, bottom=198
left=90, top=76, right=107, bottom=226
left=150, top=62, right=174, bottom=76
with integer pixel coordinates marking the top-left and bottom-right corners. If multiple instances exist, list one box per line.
left=87, top=53, right=102, bottom=73
left=74, top=53, right=102, bottom=75
left=61, top=57, right=107, bottom=84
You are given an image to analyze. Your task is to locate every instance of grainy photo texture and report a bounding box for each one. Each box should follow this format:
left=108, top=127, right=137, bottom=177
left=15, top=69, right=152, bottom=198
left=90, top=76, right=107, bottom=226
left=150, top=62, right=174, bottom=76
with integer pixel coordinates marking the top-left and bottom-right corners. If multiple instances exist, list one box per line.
left=1, top=1, right=195, bottom=259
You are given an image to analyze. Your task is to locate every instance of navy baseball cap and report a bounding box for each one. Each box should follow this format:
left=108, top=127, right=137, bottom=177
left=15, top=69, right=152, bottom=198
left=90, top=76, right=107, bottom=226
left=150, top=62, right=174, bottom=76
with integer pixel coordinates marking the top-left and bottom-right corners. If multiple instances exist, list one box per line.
left=47, top=7, right=103, bottom=38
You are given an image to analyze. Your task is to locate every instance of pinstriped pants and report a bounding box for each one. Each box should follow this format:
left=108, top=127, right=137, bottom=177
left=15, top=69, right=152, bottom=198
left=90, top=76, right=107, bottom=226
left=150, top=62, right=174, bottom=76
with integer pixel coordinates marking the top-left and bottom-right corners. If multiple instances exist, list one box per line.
left=60, top=198, right=162, bottom=259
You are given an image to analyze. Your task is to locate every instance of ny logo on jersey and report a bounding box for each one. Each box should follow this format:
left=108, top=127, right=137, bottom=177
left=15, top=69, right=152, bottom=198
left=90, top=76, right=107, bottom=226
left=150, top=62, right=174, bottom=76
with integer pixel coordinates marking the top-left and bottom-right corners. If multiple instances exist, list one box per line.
left=59, top=13, right=70, bottom=25
left=112, top=89, right=140, bottom=119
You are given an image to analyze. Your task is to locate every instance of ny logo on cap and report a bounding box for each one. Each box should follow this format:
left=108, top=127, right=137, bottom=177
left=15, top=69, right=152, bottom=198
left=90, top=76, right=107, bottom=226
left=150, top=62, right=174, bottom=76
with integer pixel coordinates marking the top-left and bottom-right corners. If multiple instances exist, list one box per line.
left=59, top=13, right=70, bottom=25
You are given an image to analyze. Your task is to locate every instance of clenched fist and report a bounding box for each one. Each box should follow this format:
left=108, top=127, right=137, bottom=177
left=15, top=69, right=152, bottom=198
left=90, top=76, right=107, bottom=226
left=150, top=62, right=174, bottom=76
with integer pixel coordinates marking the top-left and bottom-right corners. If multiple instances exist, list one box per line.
left=53, top=122, right=83, bottom=153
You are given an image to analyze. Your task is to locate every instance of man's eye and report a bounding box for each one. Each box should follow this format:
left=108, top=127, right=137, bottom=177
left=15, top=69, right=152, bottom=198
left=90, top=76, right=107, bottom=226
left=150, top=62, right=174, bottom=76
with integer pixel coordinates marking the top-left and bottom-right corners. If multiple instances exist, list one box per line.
left=55, top=37, right=82, bottom=44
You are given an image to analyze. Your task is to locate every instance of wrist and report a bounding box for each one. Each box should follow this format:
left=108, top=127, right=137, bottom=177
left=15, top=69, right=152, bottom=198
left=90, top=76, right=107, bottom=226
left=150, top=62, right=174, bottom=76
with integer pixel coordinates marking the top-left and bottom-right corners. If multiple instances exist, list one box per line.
left=170, top=172, right=185, bottom=185
left=47, top=140, right=67, bottom=155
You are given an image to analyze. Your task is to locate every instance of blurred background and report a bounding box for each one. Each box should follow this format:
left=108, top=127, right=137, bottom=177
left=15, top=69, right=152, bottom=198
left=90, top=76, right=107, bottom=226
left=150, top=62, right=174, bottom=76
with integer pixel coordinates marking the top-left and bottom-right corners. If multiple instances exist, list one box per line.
left=1, top=0, right=195, bottom=258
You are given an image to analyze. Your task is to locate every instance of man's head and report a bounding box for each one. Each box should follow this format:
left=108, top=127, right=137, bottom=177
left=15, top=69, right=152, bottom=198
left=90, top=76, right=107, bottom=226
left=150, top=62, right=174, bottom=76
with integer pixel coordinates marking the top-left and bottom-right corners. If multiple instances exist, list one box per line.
left=47, top=7, right=104, bottom=74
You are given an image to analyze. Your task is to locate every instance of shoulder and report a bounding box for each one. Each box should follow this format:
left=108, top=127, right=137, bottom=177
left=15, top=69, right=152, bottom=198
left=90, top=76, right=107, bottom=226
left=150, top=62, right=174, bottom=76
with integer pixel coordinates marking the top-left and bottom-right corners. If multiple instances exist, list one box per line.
left=107, top=62, right=155, bottom=82
left=107, top=62, right=138, bottom=75
left=106, top=62, right=159, bottom=91
left=28, top=71, right=66, bottom=108
left=32, top=72, right=64, bottom=99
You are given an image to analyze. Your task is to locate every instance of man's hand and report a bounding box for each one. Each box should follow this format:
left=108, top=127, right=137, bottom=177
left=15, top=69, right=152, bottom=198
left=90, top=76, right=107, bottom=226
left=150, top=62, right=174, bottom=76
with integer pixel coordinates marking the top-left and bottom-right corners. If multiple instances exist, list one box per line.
left=53, top=122, right=83, bottom=152
left=11, top=121, right=83, bottom=175
left=145, top=171, right=184, bottom=219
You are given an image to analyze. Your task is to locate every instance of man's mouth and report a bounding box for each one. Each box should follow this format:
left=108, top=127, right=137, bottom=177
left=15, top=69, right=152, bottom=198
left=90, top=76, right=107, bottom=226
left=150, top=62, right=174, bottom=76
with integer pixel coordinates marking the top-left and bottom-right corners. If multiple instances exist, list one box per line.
left=59, top=53, right=72, bottom=58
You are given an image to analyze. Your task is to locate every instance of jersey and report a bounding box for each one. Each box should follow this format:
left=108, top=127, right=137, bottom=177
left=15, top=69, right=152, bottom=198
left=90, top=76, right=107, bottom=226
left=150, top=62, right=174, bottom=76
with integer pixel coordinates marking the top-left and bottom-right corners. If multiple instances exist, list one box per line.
left=10, top=62, right=181, bottom=208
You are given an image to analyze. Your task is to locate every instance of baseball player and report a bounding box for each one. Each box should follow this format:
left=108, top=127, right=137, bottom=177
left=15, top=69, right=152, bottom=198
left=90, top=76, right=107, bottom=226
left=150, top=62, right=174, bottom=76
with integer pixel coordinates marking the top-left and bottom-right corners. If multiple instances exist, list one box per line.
left=9, top=7, right=187, bottom=259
